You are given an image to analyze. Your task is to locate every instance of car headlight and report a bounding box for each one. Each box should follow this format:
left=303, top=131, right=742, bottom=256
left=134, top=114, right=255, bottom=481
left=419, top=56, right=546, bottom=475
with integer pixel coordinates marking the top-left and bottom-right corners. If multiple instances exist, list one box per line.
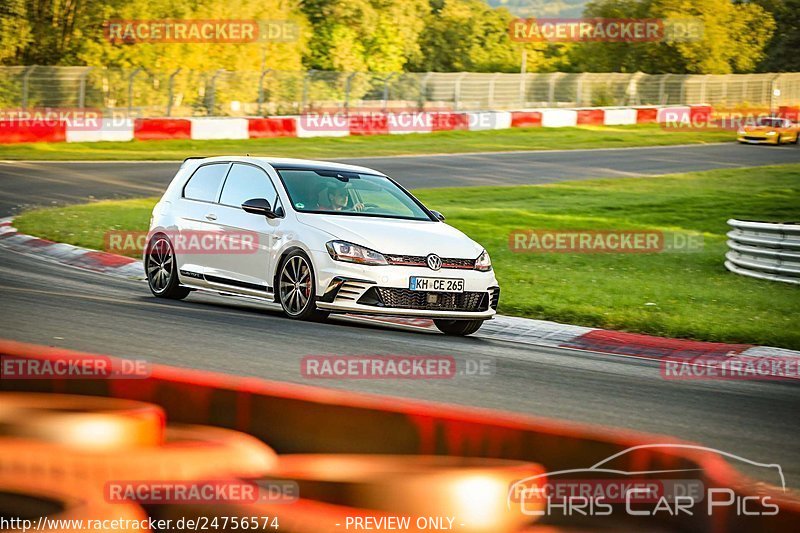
left=766, top=131, right=777, bottom=135
left=326, top=240, right=387, bottom=265
left=475, top=250, right=492, bottom=272
left=737, top=129, right=745, bottom=135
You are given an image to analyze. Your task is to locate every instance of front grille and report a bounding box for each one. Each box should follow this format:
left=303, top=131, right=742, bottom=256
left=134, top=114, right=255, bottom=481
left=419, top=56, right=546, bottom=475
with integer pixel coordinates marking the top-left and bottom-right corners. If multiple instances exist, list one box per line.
left=359, top=287, right=489, bottom=312
left=385, top=255, right=476, bottom=269
left=744, top=136, right=766, bottom=141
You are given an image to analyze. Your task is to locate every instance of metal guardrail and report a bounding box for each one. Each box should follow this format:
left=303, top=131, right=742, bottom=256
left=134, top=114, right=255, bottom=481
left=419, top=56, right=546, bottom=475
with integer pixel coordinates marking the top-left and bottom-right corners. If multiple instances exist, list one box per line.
left=725, top=219, right=800, bottom=284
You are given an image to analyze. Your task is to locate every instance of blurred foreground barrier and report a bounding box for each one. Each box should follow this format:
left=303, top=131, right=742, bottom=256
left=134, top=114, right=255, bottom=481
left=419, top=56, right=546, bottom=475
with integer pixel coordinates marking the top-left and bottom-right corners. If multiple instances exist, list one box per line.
left=725, top=219, right=800, bottom=284
left=1, top=340, right=799, bottom=531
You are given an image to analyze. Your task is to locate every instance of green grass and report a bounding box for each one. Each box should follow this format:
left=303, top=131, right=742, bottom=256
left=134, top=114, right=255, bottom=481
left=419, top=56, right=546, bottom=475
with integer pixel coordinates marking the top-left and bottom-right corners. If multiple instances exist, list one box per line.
left=0, top=124, right=732, bottom=160
left=14, top=164, right=800, bottom=349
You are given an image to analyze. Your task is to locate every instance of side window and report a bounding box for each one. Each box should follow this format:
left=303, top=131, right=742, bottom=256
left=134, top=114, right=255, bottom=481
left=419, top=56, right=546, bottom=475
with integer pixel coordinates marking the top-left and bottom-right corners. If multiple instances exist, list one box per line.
left=219, top=163, right=280, bottom=210
left=183, top=163, right=229, bottom=202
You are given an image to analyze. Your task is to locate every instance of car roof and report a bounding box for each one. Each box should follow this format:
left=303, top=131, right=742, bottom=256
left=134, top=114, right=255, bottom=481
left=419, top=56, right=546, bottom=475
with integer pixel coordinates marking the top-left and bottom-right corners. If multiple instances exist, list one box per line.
left=183, top=156, right=385, bottom=176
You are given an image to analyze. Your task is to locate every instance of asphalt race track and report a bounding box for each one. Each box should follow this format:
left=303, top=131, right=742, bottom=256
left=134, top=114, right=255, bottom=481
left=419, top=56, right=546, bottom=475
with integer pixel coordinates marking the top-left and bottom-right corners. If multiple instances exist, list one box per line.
left=1, top=143, right=799, bottom=488
left=1, top=142, right=800, bottom=216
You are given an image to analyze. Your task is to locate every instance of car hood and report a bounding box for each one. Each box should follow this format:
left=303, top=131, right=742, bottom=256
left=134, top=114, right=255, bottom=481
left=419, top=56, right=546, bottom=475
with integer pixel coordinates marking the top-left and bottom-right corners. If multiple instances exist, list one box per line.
left=743, top=126, right=775, bottom=133
left=297, top=213, right=484, bottom=258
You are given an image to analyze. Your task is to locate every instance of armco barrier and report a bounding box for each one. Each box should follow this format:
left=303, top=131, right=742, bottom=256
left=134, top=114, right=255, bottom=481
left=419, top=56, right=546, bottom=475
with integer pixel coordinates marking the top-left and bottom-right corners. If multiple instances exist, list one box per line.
left=247, top=117, right=297, bottom=138
left=604, top=108, right=638, bottom=126
left=510, top=111, right=542, bottom=128
left=0, top=119, right=66, bottom=143
left=190, top=117, right=249, bottom=140
left=725, top=219, right=800, bottom=284
left=66, top=117, right=134, bottom=143
left=133, top=118, right=191, bottom=141
left=576, top=108, right=605, bottom=126
left=540, top=109, right=578, bottom=127
left=1, top=339, right=798, bottom=531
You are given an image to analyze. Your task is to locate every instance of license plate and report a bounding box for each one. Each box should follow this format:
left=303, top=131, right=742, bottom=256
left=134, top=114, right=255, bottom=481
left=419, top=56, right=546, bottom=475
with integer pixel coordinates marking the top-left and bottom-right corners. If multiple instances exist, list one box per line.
left=409, top=277, right=464, bottom=293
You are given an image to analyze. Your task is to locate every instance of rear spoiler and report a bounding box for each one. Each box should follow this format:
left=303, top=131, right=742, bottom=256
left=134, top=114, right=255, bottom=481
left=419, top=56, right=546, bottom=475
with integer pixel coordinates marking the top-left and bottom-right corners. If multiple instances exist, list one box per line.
left=179, top=156, right=207, bottom=169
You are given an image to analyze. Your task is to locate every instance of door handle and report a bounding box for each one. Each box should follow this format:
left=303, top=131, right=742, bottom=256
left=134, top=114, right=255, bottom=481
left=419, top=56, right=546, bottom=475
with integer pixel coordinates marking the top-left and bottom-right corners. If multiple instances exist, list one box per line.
left=205, top=213, right=217, bottom=221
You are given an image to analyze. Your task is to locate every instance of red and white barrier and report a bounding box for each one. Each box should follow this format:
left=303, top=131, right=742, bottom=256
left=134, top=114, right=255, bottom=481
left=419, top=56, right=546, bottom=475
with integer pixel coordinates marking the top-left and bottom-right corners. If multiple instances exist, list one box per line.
left=657, top=106, right=691, bottom=124
left=466, top=111, right=512, bottom=131
left=541, top=109, right=578, bottom=127
left=0, top=105, right=713, bottom=144
left=0, top=119, right=66, bottom=144
left=247, top=117, right=297, bottom=138
left=576, top=108, right=605, bottom=126
left=603, top=108, right=638, bottom=126
left=295, top=115, right=349, bottom=138
left=388, top=113, right=432, bottom=134
left=190, top=118, right=249, bottom=140
left=66, top=118, right=134, bottom=143
left=510, top=111, right=542, bottom=128
left=134, top=118, right=191, bottom=141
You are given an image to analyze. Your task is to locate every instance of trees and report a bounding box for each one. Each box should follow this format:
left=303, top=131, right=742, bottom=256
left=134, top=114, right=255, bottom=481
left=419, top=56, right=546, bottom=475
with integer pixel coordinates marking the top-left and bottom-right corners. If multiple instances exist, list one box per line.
left=569, top=0, right=775, bottom=73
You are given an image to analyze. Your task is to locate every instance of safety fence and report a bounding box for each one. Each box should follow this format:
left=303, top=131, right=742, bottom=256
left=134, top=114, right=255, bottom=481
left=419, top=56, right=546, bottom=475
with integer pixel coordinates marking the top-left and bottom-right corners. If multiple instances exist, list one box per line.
left=726, top=220, right=800, bottom=285
left=1, top=67, right=799, bottom=116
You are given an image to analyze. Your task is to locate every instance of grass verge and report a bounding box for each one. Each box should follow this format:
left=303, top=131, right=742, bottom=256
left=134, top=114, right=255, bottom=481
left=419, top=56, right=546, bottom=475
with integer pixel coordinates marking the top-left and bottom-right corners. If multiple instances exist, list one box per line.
left=13, top=164, right=800, bottom=348
left=0, top=124, right=732, bottom=160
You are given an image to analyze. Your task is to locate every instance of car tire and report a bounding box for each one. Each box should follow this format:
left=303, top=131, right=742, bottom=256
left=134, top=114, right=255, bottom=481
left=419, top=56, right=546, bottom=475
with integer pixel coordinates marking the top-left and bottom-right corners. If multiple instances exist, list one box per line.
left=277, top=250, right=328, bottom=321
left=145, top=235, right=190, bottom=300
left=433, top=319, right=484, bottom=336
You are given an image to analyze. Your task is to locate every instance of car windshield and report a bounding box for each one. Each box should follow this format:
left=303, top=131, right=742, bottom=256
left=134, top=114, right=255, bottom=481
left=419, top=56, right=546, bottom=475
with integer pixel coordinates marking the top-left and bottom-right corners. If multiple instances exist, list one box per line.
left=276, top=169, right=432, bottom=221
left=756, top=117, right=786, bottom=128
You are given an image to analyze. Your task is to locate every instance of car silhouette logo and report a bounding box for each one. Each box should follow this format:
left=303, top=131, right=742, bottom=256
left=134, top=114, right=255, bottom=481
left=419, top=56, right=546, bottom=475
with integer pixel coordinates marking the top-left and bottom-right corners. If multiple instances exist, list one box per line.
left=426, top=254, right=442, bottom=271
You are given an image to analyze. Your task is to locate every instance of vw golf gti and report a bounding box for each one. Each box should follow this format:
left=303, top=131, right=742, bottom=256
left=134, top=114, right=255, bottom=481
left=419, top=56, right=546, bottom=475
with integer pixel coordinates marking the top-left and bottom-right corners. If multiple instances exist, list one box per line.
left=145, top=156, right=499, bottom=335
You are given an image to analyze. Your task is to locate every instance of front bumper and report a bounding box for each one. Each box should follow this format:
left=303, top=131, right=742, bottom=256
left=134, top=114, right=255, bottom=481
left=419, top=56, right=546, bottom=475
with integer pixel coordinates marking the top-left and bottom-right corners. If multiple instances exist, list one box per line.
left=310, top=250, right=499, bottom=320
left=737, top=134, right=779, bottom=144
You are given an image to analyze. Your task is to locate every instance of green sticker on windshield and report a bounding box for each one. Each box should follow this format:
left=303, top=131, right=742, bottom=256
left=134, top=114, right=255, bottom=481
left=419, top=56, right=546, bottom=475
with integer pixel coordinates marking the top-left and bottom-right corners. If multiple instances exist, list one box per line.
left=295, top=203, right=305, bottom=208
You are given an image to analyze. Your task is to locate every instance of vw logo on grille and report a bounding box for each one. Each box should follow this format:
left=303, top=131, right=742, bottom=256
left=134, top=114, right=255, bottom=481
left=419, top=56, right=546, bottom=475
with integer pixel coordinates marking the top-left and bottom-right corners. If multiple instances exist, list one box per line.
left=426, top=254, right=442, bottom=271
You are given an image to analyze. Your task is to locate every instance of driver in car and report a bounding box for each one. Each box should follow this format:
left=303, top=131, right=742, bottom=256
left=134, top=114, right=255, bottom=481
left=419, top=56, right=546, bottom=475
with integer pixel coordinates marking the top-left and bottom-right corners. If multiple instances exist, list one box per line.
left=319, top=182, right=365, bottom=212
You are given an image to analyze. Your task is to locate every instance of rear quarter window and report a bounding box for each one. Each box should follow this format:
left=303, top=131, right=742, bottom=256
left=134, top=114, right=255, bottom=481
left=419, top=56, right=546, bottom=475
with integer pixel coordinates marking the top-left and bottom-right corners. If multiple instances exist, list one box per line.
left=183, top=163, right=230, bottom=202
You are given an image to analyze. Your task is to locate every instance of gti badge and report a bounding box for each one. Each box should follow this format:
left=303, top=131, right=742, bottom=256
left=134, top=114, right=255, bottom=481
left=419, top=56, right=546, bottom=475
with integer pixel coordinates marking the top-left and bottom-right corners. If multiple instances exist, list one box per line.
left=426, top=253, right=442, bottom=271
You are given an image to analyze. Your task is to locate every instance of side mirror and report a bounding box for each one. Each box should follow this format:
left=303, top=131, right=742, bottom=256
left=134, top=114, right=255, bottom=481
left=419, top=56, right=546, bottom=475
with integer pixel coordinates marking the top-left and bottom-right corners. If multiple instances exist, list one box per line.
left=430, top=210, right=445, bottom=221
left=242, top=198, right=279, bottom=219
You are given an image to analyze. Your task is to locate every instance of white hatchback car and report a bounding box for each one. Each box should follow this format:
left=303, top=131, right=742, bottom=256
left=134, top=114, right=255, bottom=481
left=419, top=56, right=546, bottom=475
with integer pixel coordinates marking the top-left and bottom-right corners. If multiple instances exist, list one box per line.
left=146, top=156, right=499, bottom=335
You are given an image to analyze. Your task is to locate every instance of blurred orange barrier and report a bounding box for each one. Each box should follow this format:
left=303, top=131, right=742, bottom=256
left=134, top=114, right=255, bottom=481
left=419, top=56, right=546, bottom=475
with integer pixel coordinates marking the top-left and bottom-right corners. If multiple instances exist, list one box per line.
left=0, top=424, right=276, bottom=488
left=2, top=339, right=800, bottom=531
left=0, top=475, right=149, bottom=532
left=0, top=393, right=164, bottom=450
left=264, top=454, right=545, bottom=533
